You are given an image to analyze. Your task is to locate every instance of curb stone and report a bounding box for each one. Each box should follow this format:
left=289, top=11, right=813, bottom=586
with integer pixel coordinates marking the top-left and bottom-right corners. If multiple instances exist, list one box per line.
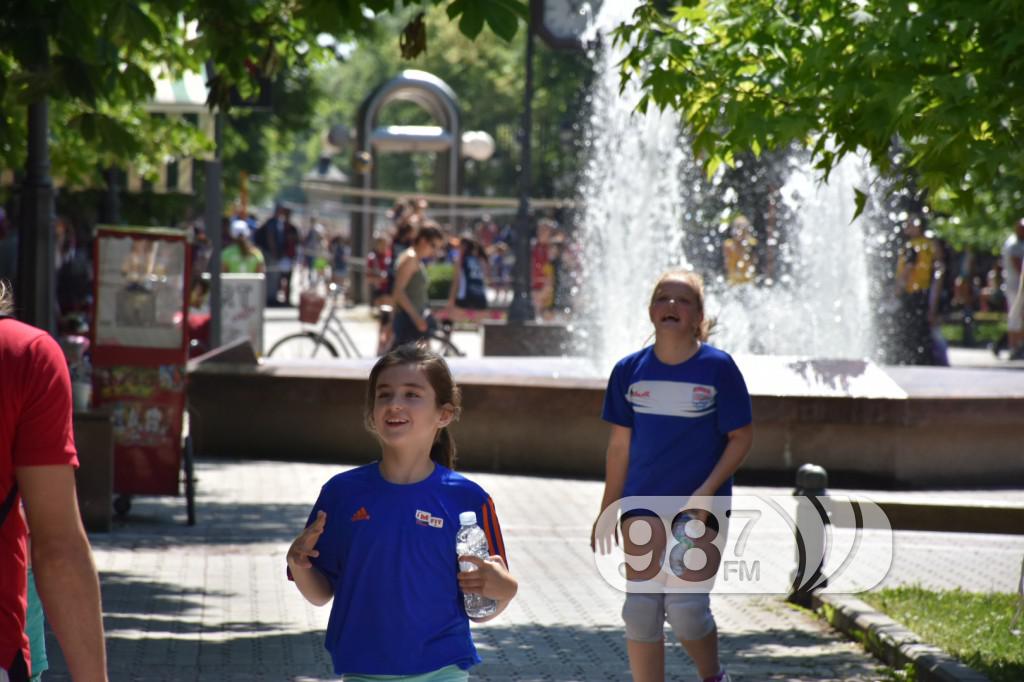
left=812, top=593, right=991, bottom=682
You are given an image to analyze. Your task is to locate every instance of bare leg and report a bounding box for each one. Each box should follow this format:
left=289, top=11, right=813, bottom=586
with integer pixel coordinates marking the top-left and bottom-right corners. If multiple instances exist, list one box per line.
left=679, top=627, right=721, bottom=680
left=626, top=639, right=664, bottom=682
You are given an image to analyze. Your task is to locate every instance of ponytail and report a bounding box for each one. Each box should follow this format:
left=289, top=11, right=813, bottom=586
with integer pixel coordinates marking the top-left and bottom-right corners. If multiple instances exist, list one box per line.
left=431, top=427, right=457, bottom=470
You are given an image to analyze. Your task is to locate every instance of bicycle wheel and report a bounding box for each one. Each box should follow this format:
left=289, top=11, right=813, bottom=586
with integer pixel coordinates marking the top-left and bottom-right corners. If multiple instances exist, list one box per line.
left=268, top=332, right=339, bottom=359
left=424, top=332, right=464, bottom=358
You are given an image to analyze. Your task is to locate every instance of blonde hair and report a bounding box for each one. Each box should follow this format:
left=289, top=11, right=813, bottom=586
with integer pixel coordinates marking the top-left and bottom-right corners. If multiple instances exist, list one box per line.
left=0, top=280, right=13, bottom=316
left=650, top=270, right=714, bottom=342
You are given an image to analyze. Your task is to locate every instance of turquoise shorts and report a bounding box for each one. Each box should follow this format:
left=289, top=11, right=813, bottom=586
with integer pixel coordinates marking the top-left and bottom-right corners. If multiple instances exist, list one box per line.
left=26, top=568, right=48, bottom=680
left=344, top=665, right=468, bottom=682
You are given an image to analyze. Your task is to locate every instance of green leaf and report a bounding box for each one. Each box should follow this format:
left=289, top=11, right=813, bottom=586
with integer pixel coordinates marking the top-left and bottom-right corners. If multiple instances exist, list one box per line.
left=706, top=155, right=722, bottom=179
left=453, top=1, right=485, bottom=39
left=483, top=2, right=521, bottom=42
left=53, top=56, right=97, bottom=105
left=118, top=63, right=155, bottom=102
left=852, top=187, right=868, bottom=222
left=447, top=0, right=467, bottom=21
left=122, top=4, right=162, bottom=45
left=489, top=0, right=528, bottom=22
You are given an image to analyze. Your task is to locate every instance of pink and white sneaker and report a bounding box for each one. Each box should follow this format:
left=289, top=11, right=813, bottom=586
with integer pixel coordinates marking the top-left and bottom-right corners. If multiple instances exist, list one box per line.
left=702, top=671, right=731, bottom=682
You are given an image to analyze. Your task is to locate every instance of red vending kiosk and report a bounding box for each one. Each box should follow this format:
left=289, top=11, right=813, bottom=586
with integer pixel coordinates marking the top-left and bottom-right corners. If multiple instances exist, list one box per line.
left=91, top=226, right=196, bottom=524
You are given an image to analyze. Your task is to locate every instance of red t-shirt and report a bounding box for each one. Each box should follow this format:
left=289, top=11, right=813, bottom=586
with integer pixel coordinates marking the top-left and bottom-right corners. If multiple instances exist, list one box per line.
left=0, top=318, right=79, bottom=673
left=531, top=243, right=548, bottom=290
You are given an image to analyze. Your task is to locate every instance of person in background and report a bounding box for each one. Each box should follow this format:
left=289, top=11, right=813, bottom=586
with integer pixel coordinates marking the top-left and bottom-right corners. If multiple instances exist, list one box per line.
left=329, top=235, right=350, bottom=295
left=1, top=281, right=108, bottom=681
left=255, top=205, right=299, bottom=306
left=531, top=220, right=555, bottom=314
left=221, top=220, right=266, bottom=275
left=722, top=216, right=758, bottom=286
left=1001, top=218, right=1024, bottom=359
left=302, top=216, right=327, bottom=287
left=391, top=225, right=444, bottom=349
left=446, top=235, right=489, bottom=314
left=894, top=214, right=945, bottom=365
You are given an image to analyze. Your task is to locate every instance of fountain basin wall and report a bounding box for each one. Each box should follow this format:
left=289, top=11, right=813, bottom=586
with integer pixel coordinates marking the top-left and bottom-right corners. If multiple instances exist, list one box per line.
left=186, top=356, right=1024, bottom=486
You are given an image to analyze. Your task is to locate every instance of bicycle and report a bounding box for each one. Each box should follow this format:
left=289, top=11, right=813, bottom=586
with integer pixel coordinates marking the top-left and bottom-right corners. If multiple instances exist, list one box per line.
left=377, top=304, right=465, bottom=358
left=267, top=282, right=361, bottom=359
left=426, top=316, right=465, bottom=357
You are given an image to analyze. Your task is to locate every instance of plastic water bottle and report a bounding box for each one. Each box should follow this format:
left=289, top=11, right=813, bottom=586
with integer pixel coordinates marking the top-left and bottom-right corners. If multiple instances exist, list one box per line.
left=669, top=513, right=695, bottom=577
left=456, top=511, right=497, bottom=618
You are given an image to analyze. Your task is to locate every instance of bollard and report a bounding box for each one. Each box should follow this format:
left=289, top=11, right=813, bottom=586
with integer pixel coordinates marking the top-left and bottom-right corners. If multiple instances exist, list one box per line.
left=789, top=463, right=830, bottom=606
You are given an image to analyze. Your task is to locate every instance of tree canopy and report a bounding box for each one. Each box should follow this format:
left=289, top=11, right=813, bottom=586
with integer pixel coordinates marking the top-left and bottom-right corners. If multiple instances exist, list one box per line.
left=274, top=3, right=592, bottom=207
left=0, top=0, right=527, bottom=189
left=618, top=0, right=1024, bottom=249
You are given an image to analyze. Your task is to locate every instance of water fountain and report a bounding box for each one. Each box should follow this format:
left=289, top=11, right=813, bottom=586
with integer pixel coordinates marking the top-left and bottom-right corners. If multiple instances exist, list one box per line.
left=573, top=0, right=878, bottom=374
left=188, top=3, right=1024, bottom=487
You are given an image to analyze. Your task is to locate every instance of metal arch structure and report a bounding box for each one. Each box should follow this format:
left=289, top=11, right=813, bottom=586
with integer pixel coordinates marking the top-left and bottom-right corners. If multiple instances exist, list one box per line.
left=351, top=70, right=462, bottom=303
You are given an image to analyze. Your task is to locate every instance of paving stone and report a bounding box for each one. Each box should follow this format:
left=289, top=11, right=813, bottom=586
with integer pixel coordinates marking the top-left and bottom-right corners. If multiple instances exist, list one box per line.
left=38, top=459, right=1024, bottom=680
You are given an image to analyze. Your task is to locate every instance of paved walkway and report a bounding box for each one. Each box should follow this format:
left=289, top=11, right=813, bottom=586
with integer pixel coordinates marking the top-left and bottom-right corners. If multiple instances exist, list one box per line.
left=42, top=459, right=1024, bottom=681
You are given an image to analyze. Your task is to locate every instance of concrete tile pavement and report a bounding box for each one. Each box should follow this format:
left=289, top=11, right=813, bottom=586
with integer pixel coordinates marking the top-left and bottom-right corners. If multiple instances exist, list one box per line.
left=40, top=459, right=1024, bottom=680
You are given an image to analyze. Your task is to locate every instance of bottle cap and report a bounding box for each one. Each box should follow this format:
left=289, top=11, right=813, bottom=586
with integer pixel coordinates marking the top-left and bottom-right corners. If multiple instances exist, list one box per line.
left=459, top=511, right=477, bottom=526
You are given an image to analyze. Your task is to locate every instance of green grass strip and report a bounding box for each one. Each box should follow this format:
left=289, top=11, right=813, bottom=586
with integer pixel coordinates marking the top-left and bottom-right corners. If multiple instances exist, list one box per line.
left=861, top=586, right=1024, bottom=682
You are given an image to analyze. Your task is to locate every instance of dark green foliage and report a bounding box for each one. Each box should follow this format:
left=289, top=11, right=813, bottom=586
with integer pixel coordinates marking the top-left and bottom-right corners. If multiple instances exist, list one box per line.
left=619, top=0, right=1024, bottom=250
left=0, top=0, right=527, bottom=198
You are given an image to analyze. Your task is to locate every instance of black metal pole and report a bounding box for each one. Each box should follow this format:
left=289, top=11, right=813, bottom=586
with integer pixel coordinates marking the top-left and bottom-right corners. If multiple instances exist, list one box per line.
left=101, top=167, right=121, bottom=224
left=204, top=111, right=224, bottom=348
left=508, top=22, right=536, bottom=323
left=16, top=29, right=55, bottom=334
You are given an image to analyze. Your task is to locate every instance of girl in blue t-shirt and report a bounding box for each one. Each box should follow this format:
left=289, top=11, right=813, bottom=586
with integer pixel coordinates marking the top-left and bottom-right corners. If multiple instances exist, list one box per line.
left=288, top=345, right=518, bottom=681
left=590, top=270, right=753, bottom=682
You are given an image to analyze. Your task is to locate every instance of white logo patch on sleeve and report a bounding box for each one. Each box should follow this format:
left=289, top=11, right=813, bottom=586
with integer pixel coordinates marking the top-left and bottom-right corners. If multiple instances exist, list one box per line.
left=626, top=380, right=717, bottom=418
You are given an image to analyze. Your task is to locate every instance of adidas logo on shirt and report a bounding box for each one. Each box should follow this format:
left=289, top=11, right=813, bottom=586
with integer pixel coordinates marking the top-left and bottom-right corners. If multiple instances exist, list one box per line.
left=351, top=506, right=371, bottom=522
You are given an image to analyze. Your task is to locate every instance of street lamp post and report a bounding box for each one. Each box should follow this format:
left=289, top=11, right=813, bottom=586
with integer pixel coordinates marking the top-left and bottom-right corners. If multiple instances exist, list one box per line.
left=507, top=22, right=537, bottom=323
left=16, top=29, right=55, bottom=334
left=204, top=111, right=224, bottom=349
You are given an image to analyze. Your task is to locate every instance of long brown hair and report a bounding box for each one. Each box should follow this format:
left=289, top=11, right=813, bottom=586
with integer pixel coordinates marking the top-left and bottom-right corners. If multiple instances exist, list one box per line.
left=650, top=270, right=714, bottom=342
left=364, top=344, right=462, bottom=469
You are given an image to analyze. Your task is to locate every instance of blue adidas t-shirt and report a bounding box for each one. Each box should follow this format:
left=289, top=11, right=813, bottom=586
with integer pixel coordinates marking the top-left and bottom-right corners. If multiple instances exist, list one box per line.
left=602, top=344, right=752, bottom=499
left=302, top=462, right=507, bottom=676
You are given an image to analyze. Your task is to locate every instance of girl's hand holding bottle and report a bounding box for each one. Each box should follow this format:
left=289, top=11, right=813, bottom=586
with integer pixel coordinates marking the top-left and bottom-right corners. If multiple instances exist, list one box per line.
left=456, top=554, right=518, bottom=604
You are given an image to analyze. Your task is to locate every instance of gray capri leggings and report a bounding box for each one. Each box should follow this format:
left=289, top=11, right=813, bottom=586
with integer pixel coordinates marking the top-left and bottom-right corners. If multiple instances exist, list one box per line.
left=622, top=592, right=716, bottom=643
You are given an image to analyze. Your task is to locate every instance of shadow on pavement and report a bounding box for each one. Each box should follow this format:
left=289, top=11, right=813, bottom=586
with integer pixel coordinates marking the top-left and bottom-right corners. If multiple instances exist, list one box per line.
left=88, top=499, right=315, bottom=548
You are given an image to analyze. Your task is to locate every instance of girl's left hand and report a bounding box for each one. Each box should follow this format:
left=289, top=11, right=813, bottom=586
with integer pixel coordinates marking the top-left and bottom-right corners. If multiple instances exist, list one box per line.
left=457, top=555, right=518, bottom=603
left=686, top=485, right=716, bottom=524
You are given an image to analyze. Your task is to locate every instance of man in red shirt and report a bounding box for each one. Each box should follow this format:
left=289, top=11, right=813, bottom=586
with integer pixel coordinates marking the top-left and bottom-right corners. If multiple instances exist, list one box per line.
left=0, top=282, right=107, bottom=681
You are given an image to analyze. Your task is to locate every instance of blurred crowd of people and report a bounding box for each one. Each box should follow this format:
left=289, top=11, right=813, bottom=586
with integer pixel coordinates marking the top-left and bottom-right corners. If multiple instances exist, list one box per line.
left=2, top=194, right=1022, bottom=365
left=360, top=197, right=578, bottom=353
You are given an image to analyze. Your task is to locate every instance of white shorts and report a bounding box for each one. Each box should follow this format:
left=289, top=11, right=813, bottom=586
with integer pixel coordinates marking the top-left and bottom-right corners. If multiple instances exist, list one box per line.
left=1008, top=289, right=1023, bottom=333
left=621, top=592, right=716, bottom=643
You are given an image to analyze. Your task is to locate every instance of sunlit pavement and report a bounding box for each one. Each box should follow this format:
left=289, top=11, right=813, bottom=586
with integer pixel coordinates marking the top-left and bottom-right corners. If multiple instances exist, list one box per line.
left=41, top=459, right=1024, bottom=681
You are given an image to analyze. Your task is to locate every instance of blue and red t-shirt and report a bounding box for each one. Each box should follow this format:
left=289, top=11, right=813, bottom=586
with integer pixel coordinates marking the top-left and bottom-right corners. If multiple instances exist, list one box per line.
left=301, top=462, right=506, bottom=676
left=602, top=344, right=752, bottom=499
